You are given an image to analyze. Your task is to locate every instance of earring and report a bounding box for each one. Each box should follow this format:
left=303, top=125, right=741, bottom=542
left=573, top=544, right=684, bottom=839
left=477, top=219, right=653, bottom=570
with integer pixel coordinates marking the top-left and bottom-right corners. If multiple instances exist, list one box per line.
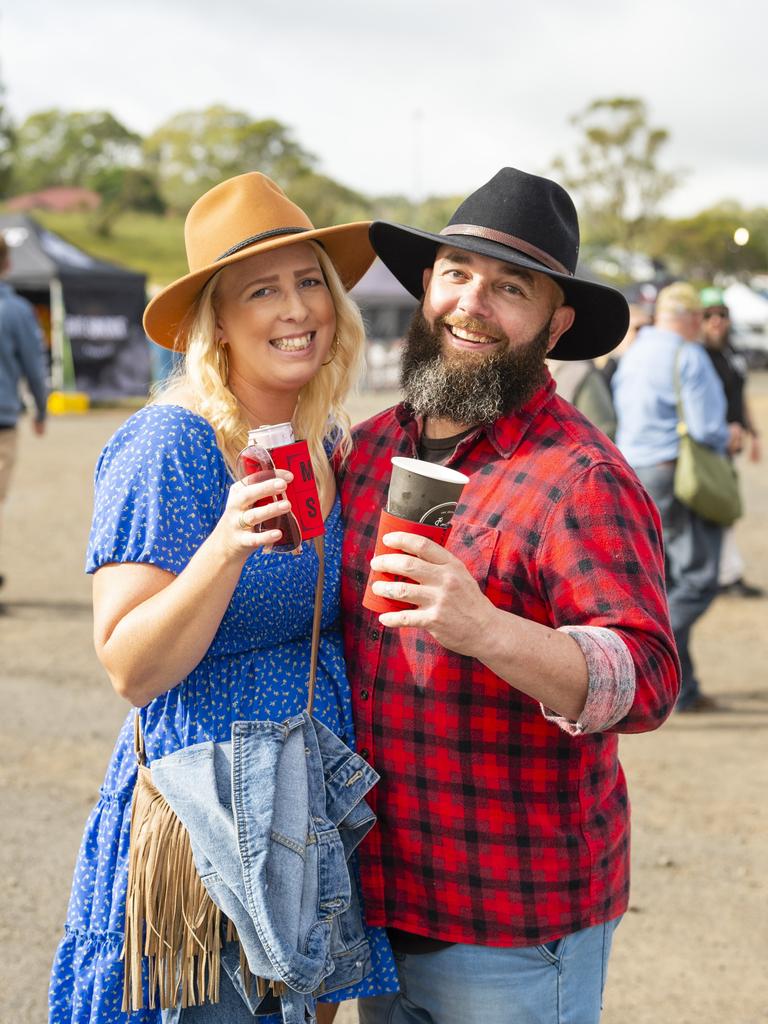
left=322, top=335, right=340, bottom=367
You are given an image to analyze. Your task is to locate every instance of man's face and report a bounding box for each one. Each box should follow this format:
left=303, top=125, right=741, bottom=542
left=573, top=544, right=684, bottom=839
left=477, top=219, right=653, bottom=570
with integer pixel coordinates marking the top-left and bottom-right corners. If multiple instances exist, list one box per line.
left=421, top=247, right=574, bottom=361
left=400, top=248, right=575, bottom=426
left=702, top=306, right=730, bottom=347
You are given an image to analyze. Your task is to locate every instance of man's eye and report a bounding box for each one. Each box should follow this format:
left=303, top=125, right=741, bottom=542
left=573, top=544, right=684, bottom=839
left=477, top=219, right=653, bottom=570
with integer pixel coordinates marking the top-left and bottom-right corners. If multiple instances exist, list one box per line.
left=502, top=284, right=523, bottom=295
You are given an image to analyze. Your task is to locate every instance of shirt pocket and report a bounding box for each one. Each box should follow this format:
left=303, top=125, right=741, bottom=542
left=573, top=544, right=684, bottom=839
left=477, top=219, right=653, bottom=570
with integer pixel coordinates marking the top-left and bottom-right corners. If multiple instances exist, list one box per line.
left=446, top=521, right=499, bottom=589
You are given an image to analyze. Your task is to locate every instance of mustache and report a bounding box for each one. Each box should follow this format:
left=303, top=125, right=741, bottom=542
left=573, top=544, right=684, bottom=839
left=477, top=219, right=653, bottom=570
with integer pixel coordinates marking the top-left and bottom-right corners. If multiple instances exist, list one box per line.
left=440, top=313, right=507, bottom=345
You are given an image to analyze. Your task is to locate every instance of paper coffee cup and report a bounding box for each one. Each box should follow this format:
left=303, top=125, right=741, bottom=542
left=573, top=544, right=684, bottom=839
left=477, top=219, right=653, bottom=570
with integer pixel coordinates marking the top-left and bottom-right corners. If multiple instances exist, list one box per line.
left=387, top=457, right=469, bottom=527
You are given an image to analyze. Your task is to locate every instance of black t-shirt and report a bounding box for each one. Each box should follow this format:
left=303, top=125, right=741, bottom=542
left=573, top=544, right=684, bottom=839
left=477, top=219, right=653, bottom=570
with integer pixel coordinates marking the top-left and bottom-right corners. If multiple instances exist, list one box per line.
left=417, top=426, right=476, bottom=464
left=706, top=342, right=747, bottom=427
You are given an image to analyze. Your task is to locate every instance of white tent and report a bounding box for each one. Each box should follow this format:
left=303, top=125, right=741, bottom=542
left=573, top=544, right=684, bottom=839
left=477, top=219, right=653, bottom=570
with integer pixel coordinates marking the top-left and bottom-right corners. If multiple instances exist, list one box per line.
left=723, top=283, right=768, bottom=330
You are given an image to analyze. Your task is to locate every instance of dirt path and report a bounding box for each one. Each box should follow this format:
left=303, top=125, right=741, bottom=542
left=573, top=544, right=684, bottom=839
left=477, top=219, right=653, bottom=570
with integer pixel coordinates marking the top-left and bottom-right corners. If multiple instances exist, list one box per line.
left=1, top=382, right=766, bottom=1023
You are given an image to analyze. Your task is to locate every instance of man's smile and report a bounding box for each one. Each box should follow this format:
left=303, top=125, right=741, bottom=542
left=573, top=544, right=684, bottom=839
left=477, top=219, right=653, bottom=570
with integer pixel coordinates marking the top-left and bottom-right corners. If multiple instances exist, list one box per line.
left=442, top=316, right=506, bottom=352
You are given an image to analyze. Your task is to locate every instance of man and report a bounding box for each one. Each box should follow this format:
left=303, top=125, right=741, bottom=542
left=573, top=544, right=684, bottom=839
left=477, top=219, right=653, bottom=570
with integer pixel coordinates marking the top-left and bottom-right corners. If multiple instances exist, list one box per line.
left=0, top=233, right=47, bottom=597
left=547, top=356, right=616, bottom=438
left=700, top=286, right=763, bottom=598
left=598, top=300, right=653, bottom=389
left=338, top=168, right=679, bottom=1024
left=613, top=283, right=728, bottom=712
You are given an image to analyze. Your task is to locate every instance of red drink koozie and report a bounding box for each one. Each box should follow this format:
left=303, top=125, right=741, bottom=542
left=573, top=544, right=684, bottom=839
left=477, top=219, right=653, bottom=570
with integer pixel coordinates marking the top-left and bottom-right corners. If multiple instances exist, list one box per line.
left=267, top=438, right=325, bottom=541
left=363, top=509, right=452, bottom=614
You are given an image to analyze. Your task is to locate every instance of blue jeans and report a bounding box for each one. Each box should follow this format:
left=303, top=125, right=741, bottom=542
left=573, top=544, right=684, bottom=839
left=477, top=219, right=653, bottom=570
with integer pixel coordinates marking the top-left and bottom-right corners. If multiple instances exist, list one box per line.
left=357, top=918, right=620, bottom=1024
left=635, top=462, right=722, bottom=708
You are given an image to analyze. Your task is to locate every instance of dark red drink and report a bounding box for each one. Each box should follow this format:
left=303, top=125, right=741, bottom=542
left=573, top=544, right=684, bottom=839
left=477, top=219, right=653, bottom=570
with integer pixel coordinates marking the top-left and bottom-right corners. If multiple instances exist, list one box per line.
left=236, top=430, right=302, bottom=551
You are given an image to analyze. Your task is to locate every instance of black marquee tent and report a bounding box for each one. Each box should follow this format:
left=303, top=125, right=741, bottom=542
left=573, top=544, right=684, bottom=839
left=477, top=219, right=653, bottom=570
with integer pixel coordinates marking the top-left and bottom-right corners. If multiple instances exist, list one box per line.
left=0, top=213, right=150, bottom=399
left=351, top=259, right=418, bottom=389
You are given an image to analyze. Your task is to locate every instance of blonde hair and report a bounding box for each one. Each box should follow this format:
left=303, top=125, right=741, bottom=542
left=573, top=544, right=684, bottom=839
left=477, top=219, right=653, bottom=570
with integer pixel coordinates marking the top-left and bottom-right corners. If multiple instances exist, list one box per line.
left=156, top=242, right=365, bottom=505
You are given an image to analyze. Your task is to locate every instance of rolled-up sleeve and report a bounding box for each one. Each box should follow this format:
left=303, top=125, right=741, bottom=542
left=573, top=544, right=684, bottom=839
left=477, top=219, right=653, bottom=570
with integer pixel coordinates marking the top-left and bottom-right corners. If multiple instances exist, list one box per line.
left=542, top=625, right=635, bottom=734
left=537, top=462, right=681, bottom=734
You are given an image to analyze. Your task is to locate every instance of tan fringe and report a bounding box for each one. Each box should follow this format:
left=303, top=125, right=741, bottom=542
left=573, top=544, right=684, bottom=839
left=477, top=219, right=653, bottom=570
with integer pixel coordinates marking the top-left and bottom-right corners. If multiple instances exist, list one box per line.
left=122, top=765, right=223, bottom=1011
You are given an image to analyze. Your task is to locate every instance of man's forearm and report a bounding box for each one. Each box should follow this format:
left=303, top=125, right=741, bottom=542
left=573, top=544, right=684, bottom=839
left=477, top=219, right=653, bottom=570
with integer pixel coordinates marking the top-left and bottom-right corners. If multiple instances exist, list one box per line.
left=476, top=606, right=589, bottom=721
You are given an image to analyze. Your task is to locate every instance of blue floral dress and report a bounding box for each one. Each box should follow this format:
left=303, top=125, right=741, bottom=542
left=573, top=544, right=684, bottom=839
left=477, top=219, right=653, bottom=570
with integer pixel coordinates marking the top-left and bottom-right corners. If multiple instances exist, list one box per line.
left=48, top=405, right=397, bottom=1023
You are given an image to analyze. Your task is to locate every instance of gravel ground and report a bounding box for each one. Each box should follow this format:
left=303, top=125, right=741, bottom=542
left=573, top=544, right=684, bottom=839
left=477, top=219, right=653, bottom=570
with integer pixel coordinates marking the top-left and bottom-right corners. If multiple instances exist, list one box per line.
left=1, top=380, right=766, bottom=1024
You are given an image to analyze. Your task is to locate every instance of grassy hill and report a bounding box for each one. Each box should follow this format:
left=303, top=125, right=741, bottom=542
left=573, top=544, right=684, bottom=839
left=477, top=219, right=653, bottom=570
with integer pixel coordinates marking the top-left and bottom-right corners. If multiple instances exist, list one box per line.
left=7, top=208, right=189, bottom=287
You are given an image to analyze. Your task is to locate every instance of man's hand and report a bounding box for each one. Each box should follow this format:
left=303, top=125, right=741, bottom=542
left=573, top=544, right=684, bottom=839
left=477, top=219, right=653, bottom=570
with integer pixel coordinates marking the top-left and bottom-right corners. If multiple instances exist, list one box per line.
left=748, top=432, right=761, bottom=463
left=726, top=422, right=744, bottom=455
left=370, top=531, right=497, bottom=657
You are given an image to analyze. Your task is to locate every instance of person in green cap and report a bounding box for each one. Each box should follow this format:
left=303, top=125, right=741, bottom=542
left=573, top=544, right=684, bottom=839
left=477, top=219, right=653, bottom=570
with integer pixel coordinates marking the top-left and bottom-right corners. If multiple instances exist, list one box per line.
left=700, top=286, right=763, bottom=598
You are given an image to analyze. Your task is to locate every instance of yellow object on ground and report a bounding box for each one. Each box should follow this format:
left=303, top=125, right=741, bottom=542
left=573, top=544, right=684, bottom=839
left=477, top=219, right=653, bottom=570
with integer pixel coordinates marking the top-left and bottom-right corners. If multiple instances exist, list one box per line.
left=47, top=391, right=90, bottom=415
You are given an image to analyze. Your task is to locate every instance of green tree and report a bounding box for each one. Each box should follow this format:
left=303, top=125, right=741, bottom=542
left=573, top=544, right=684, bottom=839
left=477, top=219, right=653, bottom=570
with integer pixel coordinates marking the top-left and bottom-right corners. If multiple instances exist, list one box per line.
left=648, top=204, right=768, bottom=279
left=287, top=172, right=371, bottom=227
left=143, top=106, right=315, bottom=213
left=11, top=109, right=142, bottom=194
left=369, top=193, right=465, bottom=233
left=552, top=97, right=680, bottom=249
left=89, top=166, right=166, bottom=237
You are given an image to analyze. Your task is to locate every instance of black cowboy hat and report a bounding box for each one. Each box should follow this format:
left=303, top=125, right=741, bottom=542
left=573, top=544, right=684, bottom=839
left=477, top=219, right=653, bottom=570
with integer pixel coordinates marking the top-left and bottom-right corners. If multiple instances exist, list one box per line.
left=369, top=167, right=629, bottom=360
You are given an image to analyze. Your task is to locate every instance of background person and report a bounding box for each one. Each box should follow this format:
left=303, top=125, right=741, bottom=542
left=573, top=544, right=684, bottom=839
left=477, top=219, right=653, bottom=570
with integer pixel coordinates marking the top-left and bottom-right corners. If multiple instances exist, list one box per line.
left=338, top=167, right=680, bottom=1024
left=597, top=300, right=653, bottom=388
left=548, top=355, right=616, bottom=438
left=700, top=285, right=763, bottom=598
left=48, top=173, right=397, bottom=1024
left=613, top=282, right=729, bottom=712
left=0, top=232, right=47, bottom=600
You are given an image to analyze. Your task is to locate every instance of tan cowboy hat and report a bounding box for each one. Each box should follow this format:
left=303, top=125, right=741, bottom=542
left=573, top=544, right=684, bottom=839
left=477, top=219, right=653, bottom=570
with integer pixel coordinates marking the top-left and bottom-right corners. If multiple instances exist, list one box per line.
left=144, top=172, right=375, bottom=349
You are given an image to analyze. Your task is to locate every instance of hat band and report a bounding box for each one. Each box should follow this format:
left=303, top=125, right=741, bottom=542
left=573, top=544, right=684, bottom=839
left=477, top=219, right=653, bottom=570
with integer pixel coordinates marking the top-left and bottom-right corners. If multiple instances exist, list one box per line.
left=215, top=226, right=309, bottom=262
left=440, top=224, right=571, bottom=277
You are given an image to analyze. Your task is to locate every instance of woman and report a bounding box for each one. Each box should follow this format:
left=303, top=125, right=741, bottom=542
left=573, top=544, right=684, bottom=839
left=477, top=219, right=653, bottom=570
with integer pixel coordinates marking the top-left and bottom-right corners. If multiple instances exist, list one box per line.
left=48, top=173, right=397, bottom=1022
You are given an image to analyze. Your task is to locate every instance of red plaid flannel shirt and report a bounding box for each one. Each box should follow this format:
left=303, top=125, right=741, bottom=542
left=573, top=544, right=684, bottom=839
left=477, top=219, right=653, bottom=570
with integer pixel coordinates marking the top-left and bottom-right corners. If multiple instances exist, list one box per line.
left=338, top=377, right=679, bottom=946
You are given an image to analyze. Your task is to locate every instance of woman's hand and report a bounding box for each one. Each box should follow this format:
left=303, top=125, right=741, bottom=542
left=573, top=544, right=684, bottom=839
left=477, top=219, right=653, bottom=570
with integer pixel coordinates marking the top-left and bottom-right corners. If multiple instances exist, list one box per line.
left=213, top=470, right=294, bottom=561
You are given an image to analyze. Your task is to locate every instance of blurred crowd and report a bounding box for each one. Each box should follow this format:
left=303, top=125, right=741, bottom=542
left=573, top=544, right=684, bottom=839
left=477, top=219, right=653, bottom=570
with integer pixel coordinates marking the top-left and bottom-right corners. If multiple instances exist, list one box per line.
left=550, top=283, right=763, bottom=712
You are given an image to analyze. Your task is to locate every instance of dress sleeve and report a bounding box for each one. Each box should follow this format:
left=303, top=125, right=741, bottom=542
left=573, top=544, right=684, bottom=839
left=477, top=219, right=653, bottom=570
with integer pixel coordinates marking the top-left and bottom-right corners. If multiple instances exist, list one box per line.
left=86, top=410, right=229, bottom=575
left=536, top=460, right=680, bottom=733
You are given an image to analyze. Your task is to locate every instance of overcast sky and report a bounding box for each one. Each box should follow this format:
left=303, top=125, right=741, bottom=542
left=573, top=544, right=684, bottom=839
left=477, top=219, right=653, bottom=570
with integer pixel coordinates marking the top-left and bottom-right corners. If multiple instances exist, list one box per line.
left=2, top=0, right=764, bottom=217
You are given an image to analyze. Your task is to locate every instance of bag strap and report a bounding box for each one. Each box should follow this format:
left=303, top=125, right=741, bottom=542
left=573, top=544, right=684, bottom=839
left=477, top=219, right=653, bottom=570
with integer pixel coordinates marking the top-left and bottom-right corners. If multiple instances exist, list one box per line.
left=133, top=707, right=147, bottom=767
left=133, top=533, right=326, bottom=762
left=306, top=534, right=325, bottom=716
left=673, top=345, right=688, bottom=436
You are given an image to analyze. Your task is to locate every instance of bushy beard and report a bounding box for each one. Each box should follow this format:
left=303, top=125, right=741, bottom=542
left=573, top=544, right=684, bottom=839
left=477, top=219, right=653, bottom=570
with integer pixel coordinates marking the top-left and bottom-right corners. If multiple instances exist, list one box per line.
left=401, top=308, right=552, bottom=425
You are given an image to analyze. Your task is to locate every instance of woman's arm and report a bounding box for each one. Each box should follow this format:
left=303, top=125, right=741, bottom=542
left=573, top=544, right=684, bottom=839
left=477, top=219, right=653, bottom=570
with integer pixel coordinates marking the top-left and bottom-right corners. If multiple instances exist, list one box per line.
left=93, top=474, right=292, bottom=707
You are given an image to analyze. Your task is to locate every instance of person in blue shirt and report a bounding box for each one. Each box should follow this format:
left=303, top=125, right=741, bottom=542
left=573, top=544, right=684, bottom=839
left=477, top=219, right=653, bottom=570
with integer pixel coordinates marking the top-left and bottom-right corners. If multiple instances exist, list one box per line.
left=613, top=282, right=728, bottom=712
left=0, top=233, right=48, bottom=597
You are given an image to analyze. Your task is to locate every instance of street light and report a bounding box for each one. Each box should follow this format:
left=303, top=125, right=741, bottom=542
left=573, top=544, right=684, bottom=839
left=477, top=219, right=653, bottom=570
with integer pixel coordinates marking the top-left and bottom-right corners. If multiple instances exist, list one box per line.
left=734, top=227, right=750, bottom=247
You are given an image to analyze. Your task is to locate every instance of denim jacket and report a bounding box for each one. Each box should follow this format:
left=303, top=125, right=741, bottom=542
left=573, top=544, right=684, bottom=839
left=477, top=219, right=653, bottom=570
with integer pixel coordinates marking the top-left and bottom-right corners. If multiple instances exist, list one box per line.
left=151, top=711, right=379, bottom=1024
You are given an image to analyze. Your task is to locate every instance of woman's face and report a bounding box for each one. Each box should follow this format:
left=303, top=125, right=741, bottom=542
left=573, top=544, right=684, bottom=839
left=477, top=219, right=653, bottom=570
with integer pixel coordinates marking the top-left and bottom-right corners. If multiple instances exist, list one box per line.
left=215, top=242, right=336, bottom=397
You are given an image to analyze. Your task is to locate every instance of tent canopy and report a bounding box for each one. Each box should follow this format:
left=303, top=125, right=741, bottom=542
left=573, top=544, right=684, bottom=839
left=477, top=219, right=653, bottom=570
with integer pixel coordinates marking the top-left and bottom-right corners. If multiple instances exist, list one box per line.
left=0, top=213, right=150, bottom=398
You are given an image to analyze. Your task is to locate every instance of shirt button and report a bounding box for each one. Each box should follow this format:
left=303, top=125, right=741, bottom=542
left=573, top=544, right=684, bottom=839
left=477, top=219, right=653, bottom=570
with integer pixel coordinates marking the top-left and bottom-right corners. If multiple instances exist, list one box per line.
left=360, top=689, right=369, bottom=701
left=360, top=747, right=370, bottom=760
left=369, top=629, right=380, bottom=641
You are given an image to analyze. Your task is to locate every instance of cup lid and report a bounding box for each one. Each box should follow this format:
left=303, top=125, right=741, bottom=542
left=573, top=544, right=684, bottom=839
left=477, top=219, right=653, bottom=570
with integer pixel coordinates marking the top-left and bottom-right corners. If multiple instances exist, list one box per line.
left=391, top=456, right=469, bottom=485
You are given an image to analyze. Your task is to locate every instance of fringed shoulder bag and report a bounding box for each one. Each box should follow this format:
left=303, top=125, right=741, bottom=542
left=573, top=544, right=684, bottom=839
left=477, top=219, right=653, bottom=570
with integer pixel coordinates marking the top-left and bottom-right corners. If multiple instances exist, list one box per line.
left=122, top=535, right=325, bottom=1011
